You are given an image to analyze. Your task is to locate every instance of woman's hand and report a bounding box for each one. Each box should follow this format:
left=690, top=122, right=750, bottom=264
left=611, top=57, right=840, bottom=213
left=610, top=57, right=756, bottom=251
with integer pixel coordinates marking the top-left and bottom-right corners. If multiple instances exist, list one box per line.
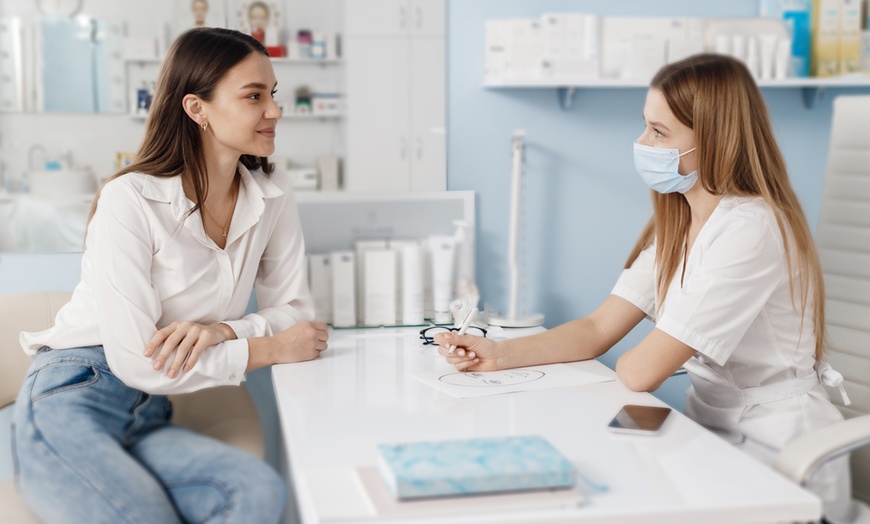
left=270, top=320, right=329, bottom=363
left=435, top=332, right=503, bottom=372
left=145, top=322, right=235, bottom=378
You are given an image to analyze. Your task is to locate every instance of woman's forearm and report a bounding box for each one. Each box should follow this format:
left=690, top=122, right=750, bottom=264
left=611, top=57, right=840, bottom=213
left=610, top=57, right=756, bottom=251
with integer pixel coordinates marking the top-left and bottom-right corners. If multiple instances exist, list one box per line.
left=497, top=317, right=611, bottom=368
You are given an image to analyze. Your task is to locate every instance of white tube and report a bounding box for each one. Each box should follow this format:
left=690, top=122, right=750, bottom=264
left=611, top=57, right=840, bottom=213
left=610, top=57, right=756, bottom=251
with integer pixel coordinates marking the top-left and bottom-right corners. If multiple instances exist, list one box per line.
left=428, top=235, right=456, bottom=324
left=745, top=37, right=759, bottom=78
left=731, top=34, right=746, bottom=63
left=759, top=34, right=778, bottom=80
left=775, top=38, right=792, bottom=79
left=401, top=243, right=425, bottom=325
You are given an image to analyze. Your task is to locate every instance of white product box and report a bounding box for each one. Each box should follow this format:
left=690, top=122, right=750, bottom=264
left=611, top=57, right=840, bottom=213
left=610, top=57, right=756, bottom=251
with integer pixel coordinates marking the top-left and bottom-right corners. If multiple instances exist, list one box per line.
left=364, top=249, right=398, bottom=326
left=308, top=254, right=332, bottom=323
left=330, top=251, right=357, bottom=328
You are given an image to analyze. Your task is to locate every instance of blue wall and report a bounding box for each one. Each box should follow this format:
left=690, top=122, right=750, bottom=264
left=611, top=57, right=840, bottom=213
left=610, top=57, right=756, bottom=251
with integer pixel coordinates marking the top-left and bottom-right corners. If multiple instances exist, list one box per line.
left=446, top=0, right=868, bottom=407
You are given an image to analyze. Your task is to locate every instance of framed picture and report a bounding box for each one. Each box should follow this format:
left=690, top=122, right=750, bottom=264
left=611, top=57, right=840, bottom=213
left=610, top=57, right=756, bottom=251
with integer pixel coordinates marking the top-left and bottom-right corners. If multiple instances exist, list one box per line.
left=230, top=1, right=284, bottom=47
left=175, top=0, right=228, bottom=36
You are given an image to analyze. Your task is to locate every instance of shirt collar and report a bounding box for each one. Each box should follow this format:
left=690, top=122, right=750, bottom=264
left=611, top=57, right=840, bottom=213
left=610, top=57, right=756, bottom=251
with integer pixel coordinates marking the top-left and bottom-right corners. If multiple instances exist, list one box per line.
left=137, top=161, right=285, bottom=249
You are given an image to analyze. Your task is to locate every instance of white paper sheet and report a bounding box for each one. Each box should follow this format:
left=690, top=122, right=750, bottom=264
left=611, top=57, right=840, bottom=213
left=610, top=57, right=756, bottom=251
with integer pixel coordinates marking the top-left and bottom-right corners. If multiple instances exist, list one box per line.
left=409, top=363, right=612, bottom=399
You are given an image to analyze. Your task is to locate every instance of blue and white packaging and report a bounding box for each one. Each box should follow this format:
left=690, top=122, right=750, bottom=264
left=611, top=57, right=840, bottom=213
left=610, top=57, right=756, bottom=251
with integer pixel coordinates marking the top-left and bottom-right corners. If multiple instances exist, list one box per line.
left=377, top=435, right=576, bottom=500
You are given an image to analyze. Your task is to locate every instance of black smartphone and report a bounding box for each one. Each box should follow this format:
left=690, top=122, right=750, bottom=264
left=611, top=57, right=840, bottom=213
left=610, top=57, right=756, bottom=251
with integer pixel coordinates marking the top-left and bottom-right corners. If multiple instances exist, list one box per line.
left=607, top=405, right=672, bottom=435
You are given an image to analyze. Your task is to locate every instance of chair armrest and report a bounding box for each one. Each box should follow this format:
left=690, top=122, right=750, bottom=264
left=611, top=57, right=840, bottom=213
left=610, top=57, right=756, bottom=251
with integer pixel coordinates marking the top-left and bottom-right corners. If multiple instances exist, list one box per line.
left=773, top=415, right=870, bottom=486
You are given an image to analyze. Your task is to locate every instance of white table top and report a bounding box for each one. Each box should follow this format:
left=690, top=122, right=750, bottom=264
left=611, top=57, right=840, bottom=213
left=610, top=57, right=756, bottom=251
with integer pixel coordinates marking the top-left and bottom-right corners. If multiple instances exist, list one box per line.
left=271, top=327, right=820, bottom=524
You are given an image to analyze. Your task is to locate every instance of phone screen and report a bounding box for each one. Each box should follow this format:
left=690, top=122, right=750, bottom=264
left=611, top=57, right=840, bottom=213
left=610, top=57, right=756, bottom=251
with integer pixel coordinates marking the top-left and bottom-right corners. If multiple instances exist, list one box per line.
left=607, top=405, right=672, bottom=435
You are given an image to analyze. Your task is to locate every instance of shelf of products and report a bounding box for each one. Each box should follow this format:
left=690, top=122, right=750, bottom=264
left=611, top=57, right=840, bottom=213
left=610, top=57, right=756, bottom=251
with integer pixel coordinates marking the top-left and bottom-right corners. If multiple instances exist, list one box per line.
left=483, top=75, right=870, bottom=110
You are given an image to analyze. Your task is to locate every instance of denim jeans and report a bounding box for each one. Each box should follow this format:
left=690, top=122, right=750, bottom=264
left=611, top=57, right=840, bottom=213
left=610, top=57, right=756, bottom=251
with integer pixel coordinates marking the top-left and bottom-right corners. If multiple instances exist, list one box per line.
left=12, top=346, right=287, bottom=524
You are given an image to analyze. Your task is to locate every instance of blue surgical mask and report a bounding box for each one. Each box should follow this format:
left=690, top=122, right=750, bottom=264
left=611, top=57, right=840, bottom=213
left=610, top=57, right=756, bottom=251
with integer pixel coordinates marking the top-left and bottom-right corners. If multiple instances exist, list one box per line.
left=633, top=142, right=698, bottom=194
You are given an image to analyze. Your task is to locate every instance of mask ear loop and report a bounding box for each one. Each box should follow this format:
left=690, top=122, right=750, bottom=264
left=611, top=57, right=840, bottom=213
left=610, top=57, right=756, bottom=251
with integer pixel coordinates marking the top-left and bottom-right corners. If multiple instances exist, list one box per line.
left=678, top=147, right=696, bottom=157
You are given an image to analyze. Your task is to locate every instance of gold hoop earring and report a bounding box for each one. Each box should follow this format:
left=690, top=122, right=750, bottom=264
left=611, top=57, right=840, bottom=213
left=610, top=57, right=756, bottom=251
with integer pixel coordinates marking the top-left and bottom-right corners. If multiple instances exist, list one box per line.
left=201, top=121, right=208, bottom=132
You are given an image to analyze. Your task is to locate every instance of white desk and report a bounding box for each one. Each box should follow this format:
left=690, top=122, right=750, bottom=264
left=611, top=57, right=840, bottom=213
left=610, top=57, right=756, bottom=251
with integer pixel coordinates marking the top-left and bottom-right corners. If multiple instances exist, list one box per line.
left=271, top=327, right=820, bottom=524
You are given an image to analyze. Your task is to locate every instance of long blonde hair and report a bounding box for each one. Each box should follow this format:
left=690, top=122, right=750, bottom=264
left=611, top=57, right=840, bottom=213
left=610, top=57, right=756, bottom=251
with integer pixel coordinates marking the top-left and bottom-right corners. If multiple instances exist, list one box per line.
left=624, top=54, right=826, bottom=360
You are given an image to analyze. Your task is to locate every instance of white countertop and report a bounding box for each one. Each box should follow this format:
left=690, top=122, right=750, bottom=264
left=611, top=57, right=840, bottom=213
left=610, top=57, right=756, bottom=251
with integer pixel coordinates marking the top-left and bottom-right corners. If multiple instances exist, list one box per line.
left=271, top=327, right=820, bottom=524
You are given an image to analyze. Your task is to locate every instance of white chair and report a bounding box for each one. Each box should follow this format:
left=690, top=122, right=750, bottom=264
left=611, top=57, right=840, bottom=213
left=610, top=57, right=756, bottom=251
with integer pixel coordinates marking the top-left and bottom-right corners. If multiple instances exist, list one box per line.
left=773, top=95, right=870, bottom=523
left=0, top=291, right=265, bottom=523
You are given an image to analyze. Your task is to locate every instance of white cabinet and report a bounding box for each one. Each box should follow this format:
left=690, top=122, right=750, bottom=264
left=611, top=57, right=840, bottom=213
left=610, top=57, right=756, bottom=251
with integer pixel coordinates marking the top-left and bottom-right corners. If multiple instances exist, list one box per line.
left=344, top=0, right=446, bottom=192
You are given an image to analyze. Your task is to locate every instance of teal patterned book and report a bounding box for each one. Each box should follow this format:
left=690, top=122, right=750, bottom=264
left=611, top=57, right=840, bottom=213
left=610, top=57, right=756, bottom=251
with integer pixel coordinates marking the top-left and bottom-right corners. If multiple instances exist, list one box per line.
left=376, top=435, right=576, bottom=500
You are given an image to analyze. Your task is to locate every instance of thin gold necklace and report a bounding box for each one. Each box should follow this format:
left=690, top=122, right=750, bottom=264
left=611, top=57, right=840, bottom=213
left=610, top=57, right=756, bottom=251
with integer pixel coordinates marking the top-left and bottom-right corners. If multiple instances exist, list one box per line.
left=204, top=177, right=239, bottom=239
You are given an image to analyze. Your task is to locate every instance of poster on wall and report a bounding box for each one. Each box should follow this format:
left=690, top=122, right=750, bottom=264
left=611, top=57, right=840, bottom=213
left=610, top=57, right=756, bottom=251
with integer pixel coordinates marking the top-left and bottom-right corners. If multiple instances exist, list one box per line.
left=230, top=0, right=285, bottom=49
left=175, top=0, right=228, bottom=35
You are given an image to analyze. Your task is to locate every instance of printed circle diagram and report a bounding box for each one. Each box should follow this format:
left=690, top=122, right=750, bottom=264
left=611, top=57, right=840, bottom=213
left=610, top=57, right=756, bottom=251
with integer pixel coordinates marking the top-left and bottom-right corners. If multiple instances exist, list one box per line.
left=439, top=369, right=546, bottom=387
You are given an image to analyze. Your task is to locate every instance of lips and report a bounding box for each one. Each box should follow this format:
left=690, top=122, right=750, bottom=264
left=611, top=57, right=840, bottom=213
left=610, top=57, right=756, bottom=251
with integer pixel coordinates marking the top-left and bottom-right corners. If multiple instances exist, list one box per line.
left=257, top=128, right=276, bottom=138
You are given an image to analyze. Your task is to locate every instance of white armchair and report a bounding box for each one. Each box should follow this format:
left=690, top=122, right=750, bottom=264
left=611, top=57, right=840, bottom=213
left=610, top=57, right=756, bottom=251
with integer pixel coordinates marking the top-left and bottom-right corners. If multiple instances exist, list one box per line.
left=773, top=94, right=870, bottom=523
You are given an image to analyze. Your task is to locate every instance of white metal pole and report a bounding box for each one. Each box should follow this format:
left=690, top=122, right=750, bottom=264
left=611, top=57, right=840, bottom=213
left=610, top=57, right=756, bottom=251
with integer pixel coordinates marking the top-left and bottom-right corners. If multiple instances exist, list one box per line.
left=508, top=130, right=525, bottom=320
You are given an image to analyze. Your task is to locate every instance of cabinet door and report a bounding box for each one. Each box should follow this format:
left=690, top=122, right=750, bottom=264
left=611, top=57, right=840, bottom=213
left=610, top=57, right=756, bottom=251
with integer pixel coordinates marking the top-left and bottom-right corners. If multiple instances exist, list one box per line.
left=410, top=0, right=445, bottom=37
left=409, top=37, right=446, bottom=191
left=345, top=37, right=411, bottom=192
left=345, top=0, right=410, bottom=37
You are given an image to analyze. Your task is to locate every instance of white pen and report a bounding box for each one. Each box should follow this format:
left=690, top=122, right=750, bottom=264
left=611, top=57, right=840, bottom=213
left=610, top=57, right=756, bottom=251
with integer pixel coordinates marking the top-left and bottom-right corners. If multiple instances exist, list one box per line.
left=447, top=307, right=479, bottom=355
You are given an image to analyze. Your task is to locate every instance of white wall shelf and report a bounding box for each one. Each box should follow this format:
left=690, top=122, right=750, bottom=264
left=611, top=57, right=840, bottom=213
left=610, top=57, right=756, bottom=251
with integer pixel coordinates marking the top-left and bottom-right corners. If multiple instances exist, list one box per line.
left=130, top=113, right=342, bottom=121
left=484, top=75, right=870, bottom=110
left=125, top=57, right=343, bottom=66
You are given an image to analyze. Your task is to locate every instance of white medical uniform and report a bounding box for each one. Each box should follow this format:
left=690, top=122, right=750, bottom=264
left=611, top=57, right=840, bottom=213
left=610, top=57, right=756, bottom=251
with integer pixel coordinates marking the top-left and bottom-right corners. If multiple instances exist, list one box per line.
left=20, top=163, right=314, bottom=395
left=612, top=195, right=852, bottom=521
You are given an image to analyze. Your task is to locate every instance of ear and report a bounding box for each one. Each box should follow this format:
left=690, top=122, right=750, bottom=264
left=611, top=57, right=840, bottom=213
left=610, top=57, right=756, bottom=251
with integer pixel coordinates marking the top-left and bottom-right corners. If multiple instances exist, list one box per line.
left=182, top=94, right=207, bottom=126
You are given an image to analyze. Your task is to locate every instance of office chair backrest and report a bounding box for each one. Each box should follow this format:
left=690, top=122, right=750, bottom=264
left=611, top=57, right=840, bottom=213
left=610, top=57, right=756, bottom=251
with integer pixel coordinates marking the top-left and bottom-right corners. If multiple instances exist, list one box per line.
left=0, top=291, right=71, bottom=410
left=816, top=95, right=870, bottom=506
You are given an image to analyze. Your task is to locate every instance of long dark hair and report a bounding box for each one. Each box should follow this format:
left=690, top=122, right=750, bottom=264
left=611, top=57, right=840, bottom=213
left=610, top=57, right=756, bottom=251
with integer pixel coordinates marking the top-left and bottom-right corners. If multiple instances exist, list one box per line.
left=86, top=27, right=273, bottom=229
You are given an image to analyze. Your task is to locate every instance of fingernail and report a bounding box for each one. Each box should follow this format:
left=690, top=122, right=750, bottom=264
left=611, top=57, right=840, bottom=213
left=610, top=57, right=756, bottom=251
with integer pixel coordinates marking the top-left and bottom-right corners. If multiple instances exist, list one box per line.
left=153, top=361, right=162, bottom=370
left=168, top=369, right=177, bottom=378
left=473, top=358, right=479, bottom=363
left=144, top=349, right=152, bottom=356
left=183, top=365, right=190, bottom=372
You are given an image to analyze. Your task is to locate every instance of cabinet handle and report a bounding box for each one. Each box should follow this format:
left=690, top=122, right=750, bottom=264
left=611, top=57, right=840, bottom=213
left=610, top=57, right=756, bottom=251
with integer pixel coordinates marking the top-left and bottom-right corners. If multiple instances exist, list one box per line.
left=400, top=137, right=407, bottom=159
left=415, top=6, right=423, bottom=30
left=416, top=137, right=423, bottom=159
left=399, top=6, right=407, bottom=30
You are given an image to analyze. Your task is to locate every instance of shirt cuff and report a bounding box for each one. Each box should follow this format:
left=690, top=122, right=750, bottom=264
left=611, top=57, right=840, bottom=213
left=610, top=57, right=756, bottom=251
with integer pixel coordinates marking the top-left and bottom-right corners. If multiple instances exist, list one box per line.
left=223, top=338, right=250, bottom=384
left=655, top=315, right=730, bottom=366
left=611, top=283, right=656, bottom=319
left=222, top=319, right=255, bottom=340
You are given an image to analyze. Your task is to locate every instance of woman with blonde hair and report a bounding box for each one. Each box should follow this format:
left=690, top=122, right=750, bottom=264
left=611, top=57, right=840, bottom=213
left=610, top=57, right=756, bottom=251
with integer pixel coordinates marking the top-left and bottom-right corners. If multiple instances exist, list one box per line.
left=438, top=53, right=852, bottom=522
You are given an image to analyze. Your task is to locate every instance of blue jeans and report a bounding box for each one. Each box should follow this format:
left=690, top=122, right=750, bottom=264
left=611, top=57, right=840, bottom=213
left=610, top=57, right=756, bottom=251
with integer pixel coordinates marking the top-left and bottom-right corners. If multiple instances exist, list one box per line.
left=12, top=346, right=286, bottom=524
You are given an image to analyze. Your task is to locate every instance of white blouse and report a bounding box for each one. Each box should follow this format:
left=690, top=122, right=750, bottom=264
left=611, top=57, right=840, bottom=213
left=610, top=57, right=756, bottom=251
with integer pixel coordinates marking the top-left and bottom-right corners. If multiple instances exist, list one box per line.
left=20, top=164, right=314, bottom=395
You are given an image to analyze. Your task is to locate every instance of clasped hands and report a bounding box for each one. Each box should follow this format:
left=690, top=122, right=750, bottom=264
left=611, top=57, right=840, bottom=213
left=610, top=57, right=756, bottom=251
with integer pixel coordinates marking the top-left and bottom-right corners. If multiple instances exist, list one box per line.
left=144, top=320, right=329, bottom=378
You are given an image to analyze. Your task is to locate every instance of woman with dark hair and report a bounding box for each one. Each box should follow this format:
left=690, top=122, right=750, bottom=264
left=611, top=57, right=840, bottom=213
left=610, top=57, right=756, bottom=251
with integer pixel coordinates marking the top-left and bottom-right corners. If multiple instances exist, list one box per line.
left=13, top=27, right=327, bottom=523
left=437, top=54, right=852, bottom=522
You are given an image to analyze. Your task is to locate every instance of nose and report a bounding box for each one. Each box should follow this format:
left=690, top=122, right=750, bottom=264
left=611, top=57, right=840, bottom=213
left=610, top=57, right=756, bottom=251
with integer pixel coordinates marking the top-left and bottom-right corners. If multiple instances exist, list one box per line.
left=265, top=97, right=282, bottom=120
left=635, top=129, right=653, bottom=147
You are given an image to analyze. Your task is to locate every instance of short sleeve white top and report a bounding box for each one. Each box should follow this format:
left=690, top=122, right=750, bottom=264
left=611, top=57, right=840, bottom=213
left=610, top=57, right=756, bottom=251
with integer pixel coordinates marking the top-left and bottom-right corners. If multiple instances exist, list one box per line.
left=612, top=195, right=819, bottom=388
left=20, top=163, right=314, bottom=395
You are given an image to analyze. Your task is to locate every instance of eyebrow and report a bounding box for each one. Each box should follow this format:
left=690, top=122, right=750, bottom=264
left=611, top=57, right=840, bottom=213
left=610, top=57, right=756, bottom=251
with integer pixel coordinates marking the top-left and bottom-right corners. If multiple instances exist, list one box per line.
left=239, top=82, right=278, bottom=90
left=642, top=113, right=671, bottom=132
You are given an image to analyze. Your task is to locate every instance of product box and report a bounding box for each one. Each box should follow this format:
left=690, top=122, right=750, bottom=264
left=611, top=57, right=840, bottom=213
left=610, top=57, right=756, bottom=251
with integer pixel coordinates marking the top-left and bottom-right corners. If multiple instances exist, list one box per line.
left=839, top=0, right=862, bottom=74
left=308, top=254, right=332, bottom=323
left=363, top=249, right=398, bottom=326
left=760, top=0, right=812, bottom=77
left=812, top=0, right=841, bottom=76
left=377, top=435, right=576, bottom=500
left=330, top=251, right=356, bottom=328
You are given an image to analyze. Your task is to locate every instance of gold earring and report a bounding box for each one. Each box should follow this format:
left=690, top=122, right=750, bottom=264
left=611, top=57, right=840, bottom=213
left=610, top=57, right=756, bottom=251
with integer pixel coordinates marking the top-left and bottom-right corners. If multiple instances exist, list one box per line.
left=201, top=121, right=208, bottom=132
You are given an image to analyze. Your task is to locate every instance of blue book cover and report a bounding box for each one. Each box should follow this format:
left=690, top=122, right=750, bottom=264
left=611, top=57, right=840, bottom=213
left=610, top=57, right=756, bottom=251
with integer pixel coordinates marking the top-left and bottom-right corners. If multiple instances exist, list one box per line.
left=376, top=435, right=576, bottom=500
